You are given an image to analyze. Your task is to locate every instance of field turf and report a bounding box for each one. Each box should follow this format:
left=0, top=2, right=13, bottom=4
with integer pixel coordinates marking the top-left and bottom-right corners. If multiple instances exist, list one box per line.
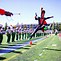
left=0, top=34, right=61, bottom=61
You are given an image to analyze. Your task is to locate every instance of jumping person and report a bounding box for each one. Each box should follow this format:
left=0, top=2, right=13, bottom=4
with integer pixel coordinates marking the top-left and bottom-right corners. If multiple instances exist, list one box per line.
left=30, top=7, right=53, bottom=39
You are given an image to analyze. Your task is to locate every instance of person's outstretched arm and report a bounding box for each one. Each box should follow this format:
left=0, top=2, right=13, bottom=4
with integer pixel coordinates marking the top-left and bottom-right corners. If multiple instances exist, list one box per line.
left=45, top=16, right=54, bottom=19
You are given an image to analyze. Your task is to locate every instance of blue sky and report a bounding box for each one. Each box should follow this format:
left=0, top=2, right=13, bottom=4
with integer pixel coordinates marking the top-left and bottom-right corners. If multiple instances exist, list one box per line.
left=0, top=0, right=61, bottom=26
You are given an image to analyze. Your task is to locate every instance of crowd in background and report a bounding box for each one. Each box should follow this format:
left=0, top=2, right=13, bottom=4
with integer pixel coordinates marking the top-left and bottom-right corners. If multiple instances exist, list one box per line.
left=0, top=24, right=34, bottom=44
left=0, top=23, right=58, bottom=45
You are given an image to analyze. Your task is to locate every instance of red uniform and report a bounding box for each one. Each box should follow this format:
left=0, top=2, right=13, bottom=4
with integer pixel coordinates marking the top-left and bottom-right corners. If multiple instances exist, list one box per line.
left=40, top=18, right=47, bottom=25
left=30, top=8, right=53, bottom=39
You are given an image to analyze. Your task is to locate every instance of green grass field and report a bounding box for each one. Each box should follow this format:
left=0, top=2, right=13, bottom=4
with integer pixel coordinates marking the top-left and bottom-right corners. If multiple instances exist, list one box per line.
left=0, top=34, right=61, bottom=61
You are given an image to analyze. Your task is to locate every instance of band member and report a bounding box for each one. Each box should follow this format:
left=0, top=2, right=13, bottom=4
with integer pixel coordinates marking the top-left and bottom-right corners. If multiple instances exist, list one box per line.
left=11, top=26, right=16, bottom=42
left=6, top=27, right=11, bottom=43
left=0, top=25, right=3, bottom=44
left=16, top=27, right=19, bottom=41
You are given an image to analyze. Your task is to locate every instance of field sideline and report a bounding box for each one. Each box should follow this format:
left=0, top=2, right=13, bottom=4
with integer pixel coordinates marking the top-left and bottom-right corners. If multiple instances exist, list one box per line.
left=0, top=34, right=61, bottom=61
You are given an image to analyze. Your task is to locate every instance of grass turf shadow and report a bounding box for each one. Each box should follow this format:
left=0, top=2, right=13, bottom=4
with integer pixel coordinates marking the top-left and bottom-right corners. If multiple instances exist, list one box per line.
left=44, top=48, right=61, bottom=51
left=22, top=47, right=30, bottom=50
left=12, top=50, right=22, bottom=54
left=32, top=43, right=36, bottom=45
left=0, top=57, right=6, bottom=60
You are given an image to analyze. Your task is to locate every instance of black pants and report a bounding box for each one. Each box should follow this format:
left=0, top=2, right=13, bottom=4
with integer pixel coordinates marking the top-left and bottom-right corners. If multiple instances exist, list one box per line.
left=12, top=33, right=15, bottom=42
left=0, top=34, right=3, bottom=44
left=30, top=25, right=45, bottom=39
left=7, top=34, right=11, bottom=43
left=16, top=33, right=18, bottom=40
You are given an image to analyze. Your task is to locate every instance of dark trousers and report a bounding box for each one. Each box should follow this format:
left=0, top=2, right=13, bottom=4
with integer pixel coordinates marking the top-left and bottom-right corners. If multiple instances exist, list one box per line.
left=16, top=33, right=18, bottom=40
left=30, top=25, right=45, bottom=39
left=7, top=34, right=11, bottom=43
left=19, top=33, right=21, bottom=40
left=12, top=33, right=15, bottom=42
left=0, top=34, right=3, bottom=44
